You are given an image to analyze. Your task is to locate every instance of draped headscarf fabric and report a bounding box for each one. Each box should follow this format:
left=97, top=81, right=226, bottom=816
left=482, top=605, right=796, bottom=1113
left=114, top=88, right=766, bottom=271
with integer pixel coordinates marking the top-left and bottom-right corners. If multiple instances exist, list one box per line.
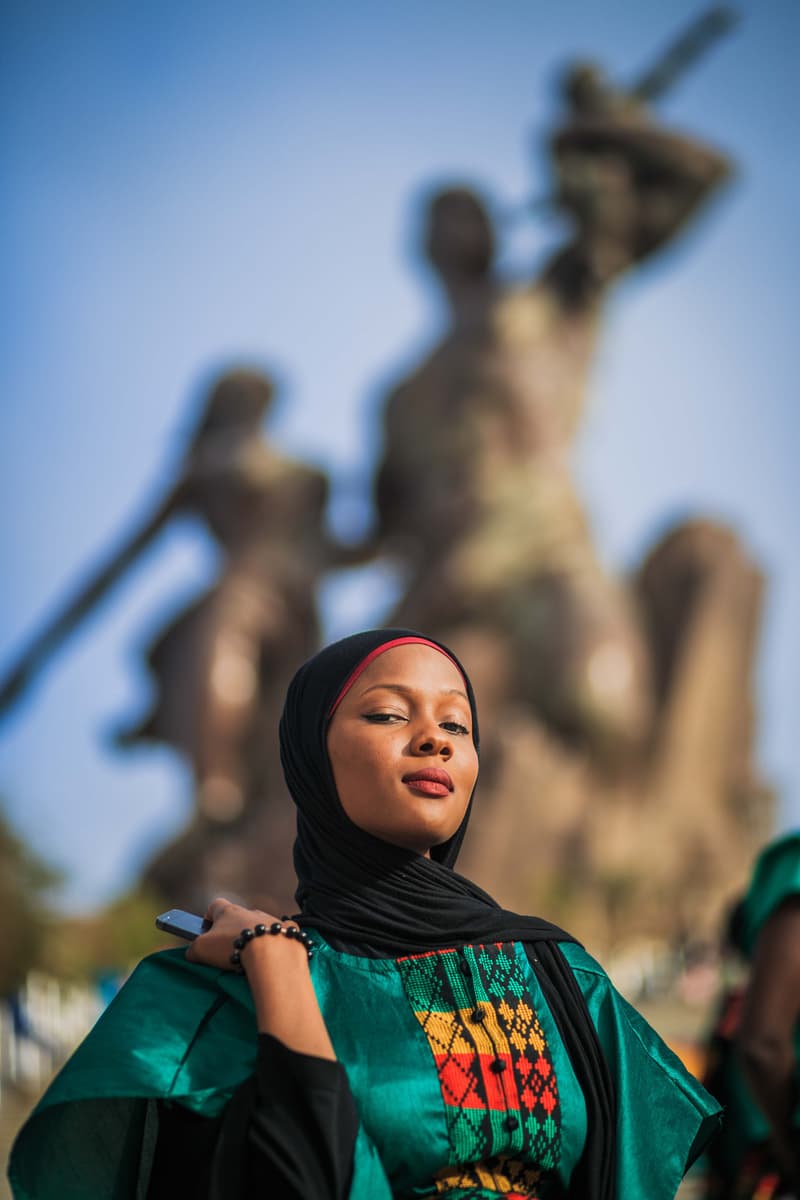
left=280, top=628, right=615, bottom=1198
left=280, top=628, right=571, bottom=952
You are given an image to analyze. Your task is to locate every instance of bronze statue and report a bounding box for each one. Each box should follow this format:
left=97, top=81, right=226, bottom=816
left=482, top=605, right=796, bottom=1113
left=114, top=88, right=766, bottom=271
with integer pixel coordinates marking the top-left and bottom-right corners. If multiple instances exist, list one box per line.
left=374, top=40, right=733, bottom=763
left=369, top=11, right=773, bottom=949
left=1, top=10, right=771, bottom=951
left=0, top=369, right=353, bottom=905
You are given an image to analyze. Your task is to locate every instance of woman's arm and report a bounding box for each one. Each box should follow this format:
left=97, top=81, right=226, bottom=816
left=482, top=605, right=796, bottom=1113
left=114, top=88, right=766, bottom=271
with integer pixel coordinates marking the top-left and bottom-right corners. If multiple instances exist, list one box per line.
left=737, top=896, right=800, bottom=1187
left=187, top=896, right=336, bottom=1057
left=246, top=930, right=337, bottom=1058
left=177, top=898, right=357, bottom=1200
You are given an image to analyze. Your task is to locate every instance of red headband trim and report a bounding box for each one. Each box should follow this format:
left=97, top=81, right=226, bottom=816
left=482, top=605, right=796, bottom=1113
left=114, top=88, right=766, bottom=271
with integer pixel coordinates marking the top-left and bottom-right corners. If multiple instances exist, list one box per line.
left=327, top=637, right=466, bottom=719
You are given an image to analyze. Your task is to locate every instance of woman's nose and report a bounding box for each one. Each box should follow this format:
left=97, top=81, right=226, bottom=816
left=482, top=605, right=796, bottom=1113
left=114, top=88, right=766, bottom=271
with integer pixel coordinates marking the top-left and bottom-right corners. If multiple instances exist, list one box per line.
left=411, top=729, right=452, bottom=759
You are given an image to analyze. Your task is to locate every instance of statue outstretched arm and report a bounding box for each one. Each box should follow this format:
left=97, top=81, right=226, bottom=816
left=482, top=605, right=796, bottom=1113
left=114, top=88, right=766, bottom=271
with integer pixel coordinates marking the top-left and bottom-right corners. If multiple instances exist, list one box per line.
left=0, top=486, right=181, bottom=719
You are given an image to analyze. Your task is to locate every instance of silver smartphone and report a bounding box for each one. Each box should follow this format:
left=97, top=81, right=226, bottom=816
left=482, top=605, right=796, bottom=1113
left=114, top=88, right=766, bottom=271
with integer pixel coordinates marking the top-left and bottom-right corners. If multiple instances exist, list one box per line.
left=155, top=908, right=211, bottom=941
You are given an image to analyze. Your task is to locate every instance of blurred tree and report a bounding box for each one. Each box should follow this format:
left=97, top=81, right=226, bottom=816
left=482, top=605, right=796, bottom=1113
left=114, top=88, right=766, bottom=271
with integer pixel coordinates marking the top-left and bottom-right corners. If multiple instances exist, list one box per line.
left=0, top=802, right=61, bottom=994
left=0, top=803, right=165, bottom=988
left=44, top=888, right=166, bottom=981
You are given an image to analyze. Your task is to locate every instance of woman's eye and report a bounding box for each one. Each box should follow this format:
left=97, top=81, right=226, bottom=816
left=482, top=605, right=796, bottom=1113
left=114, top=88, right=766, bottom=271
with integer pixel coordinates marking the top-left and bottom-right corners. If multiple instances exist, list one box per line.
left=363, top=712, right=406, bottom=724
left=441, top=721, right=469, bottom=736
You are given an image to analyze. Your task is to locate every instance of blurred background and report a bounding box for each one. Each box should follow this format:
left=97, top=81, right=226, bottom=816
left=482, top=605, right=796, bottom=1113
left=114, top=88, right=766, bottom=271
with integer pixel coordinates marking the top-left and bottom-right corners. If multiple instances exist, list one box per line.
left=1, top=0, right=798, bottom=1191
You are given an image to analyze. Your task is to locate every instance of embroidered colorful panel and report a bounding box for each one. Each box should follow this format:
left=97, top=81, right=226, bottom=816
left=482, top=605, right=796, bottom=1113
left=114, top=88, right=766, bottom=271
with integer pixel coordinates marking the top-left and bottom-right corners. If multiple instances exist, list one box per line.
left=396, top=942, right=561, bottom=1194
left=431, top=1156, right=543, bottom=1197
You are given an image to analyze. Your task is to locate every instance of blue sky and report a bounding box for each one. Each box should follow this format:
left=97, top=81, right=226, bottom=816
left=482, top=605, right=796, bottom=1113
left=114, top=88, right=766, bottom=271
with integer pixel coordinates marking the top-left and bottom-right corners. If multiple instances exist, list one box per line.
left=1, top=0, right=798, bottom=910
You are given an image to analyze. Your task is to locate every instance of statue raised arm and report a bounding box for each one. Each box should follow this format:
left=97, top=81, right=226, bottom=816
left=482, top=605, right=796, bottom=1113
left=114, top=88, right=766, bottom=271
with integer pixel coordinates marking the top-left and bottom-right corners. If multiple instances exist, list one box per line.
left=543, top=68, right=732, bottom=302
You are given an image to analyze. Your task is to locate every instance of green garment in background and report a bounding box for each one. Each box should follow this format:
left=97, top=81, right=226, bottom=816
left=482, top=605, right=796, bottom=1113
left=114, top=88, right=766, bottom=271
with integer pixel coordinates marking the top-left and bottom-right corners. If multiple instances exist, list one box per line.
left=741, top=830, right=800, bottom=958
left=741, top=831, right=800, bottom=1132
left=703, top=830, right=800, bottom=1194
left=9, top=937, right=720, bottom=1200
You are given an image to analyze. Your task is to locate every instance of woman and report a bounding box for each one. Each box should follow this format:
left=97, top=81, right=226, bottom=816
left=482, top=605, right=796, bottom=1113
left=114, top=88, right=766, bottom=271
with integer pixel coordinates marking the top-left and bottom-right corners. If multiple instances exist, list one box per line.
left=9, top=629, right=721, bottom=1199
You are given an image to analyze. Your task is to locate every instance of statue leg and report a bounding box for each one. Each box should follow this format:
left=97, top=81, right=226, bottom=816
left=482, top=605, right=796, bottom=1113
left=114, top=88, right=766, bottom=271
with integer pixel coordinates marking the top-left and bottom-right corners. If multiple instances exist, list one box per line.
left=633, top=519, right=773, bottom=921
left=193, top=572, right=297, bottom=823
left=506, top=565, right=655, bottom=764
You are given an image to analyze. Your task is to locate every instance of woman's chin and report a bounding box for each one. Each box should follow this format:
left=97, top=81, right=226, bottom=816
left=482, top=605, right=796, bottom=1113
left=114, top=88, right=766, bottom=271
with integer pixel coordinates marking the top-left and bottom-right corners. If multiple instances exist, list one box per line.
left=377, top=822, right=458, bottom=857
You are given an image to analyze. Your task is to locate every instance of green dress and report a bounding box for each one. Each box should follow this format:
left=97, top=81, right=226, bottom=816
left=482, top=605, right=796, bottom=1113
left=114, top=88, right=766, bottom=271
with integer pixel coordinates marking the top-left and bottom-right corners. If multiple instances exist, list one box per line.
left=9, top=936, right=720, bottom=1200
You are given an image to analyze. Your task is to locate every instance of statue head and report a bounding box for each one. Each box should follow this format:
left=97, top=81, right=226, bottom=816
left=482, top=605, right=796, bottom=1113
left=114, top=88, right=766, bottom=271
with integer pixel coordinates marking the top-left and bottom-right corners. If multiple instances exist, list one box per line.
left=424, top=187, right=495, bottom=284
left=191, top=369, right=275, bottom=445
left=560, top=60, right=620, bottom=117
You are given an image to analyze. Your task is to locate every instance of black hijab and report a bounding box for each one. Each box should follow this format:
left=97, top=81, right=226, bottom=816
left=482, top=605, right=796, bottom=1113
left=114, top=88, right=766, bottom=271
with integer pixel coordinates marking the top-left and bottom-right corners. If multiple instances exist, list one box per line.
left=280, top=628, right=615, bottom=1198
left=280, top=627, right=571, bottom=950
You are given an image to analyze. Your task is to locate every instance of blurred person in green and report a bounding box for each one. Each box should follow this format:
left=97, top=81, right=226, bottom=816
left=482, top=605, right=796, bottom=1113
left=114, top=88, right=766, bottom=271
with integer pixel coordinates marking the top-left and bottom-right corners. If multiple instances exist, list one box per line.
left=701, top=900, right=754, bottom=1199
left=702, top=833, right=800, bottom=1199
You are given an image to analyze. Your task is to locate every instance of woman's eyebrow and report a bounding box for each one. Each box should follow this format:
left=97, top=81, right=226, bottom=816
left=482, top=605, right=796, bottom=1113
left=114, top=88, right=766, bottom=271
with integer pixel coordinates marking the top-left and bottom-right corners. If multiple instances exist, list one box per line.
left=359, top=682, right=468, bottom=701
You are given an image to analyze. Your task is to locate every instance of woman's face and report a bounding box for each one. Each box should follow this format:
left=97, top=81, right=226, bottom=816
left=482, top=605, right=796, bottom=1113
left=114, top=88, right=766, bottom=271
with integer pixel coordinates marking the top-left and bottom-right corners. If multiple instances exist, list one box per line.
left=326, top=643, right=479, bottom=856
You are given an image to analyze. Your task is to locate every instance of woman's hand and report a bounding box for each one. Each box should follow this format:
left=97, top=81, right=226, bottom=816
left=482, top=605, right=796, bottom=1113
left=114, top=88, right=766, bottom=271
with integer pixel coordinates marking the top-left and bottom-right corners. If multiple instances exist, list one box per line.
left=185, top=896, right=335, bottom=1058
left=185, top=896, right=290, bottom=971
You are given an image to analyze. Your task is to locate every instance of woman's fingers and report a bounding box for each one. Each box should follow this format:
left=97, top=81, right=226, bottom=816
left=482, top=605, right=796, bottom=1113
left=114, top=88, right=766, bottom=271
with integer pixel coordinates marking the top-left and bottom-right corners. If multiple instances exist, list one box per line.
left=186, top=900, right=287, bottom=969
left=205, top=896, right=232, bottom=924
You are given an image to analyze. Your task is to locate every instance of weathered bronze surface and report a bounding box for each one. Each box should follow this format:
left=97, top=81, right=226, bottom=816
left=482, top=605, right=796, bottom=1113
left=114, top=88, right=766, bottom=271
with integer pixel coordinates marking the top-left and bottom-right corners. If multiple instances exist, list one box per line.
left=1, top=15, right=771, bottom=950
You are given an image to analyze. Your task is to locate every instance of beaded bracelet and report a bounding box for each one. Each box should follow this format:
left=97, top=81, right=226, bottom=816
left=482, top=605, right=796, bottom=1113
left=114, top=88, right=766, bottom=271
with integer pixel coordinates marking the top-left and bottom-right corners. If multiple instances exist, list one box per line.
left=230, top=920, right=314, bottom=971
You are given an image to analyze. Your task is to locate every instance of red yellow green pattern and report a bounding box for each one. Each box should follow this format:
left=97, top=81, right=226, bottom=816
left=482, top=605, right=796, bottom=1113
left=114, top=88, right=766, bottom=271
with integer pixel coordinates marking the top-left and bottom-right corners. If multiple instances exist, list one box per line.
left=396, top=943, right=561, bottom=1196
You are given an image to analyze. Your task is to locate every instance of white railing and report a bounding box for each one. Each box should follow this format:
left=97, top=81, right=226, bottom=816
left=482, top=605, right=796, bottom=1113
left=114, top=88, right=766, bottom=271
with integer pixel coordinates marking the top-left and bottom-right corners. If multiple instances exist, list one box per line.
left=0, top=973, right=105, bottom=1101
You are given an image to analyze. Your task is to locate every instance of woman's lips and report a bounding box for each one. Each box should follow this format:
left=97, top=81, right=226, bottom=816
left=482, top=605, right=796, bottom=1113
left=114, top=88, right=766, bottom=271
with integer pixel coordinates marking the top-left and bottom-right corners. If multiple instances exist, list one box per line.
left=402, top=768, right=454, bottom=797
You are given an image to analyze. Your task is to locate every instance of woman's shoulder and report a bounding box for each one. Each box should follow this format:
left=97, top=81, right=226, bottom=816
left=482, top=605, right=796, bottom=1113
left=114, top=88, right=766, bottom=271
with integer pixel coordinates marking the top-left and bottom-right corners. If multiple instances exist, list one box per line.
left=555, top=939, right=667, bottom=1035
left=550, top=941, right=663, bottom=1050
left=555, top=939, right=608, bottom=978
left=556, top=940, right=716, bottom=1103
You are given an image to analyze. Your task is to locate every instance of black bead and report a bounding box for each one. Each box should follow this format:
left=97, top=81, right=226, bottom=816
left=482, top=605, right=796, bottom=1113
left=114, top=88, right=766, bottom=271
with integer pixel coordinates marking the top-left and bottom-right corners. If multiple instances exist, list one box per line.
left=469, top=1009, right=485, bottom=1024
left=269, top=922, right=283, bottom=935
left=490, top=1058, right=507, bottom=1073
left=505, top=1115, right=519, bottom=1131
left=280, top=915, right=291, bottom=922
left=284, top=925, right=298, bottom=938
left=233, top=936, right=245, bottom=951
left=240, top=928, right=255, bottom=942
left=230, top=951, right=241, bottom=966
left=297, top=929, right=309, bottom=943
left=254, top=924, right=267, bottom=936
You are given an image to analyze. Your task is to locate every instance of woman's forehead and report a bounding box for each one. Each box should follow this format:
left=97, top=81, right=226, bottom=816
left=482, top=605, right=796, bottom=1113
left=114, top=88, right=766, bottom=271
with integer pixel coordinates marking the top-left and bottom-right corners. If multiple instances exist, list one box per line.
left=324, top=634, right=471, bottom=720
left=353, top=643, right=467, bottom=694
